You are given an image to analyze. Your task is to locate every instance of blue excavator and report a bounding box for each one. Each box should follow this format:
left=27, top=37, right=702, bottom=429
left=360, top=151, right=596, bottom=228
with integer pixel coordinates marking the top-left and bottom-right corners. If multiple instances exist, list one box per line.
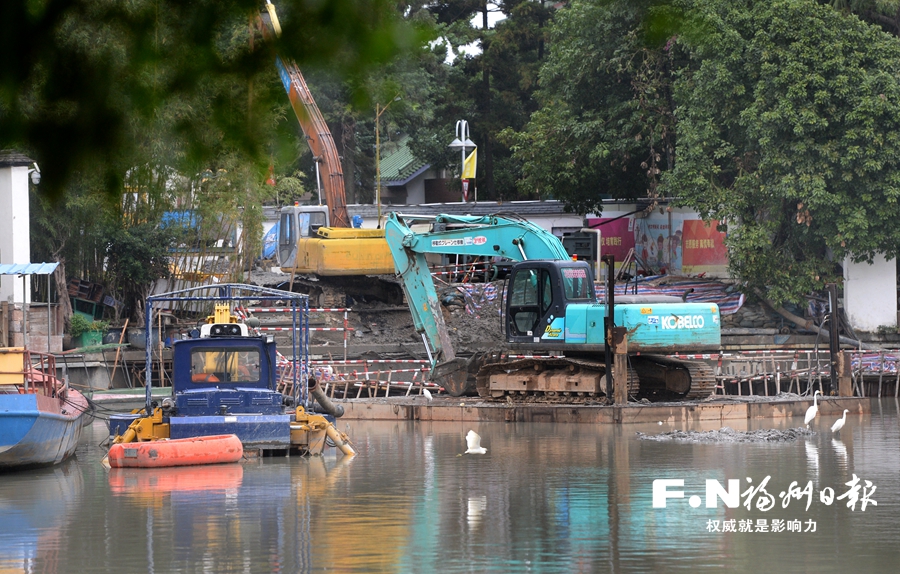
left=384, top=212, right=721, bottom=402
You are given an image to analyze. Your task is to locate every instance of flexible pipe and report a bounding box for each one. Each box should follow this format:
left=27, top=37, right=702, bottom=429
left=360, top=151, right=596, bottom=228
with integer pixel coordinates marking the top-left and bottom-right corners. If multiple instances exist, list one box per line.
left=308, top=376, right=345, bottom=418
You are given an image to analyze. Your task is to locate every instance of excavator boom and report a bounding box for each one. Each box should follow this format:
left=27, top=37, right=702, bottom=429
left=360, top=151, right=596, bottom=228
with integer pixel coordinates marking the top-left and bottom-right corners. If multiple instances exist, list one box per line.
left=258, top=3, right=349, bottom=229
left=274, top=57, right=349, bottom=229
left=261, top=3, right=395, bottom=287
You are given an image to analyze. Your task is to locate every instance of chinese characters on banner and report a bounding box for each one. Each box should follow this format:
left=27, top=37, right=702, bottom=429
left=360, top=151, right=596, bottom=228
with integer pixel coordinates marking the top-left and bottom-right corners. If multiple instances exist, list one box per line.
left=585, top=213, right=728, bottom=276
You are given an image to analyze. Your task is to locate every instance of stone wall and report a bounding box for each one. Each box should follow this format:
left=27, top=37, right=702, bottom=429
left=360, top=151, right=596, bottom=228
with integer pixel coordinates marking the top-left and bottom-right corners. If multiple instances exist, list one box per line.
left=1, top=303, right=63, bottom=352
left=721, top=303, right=789, bottom=331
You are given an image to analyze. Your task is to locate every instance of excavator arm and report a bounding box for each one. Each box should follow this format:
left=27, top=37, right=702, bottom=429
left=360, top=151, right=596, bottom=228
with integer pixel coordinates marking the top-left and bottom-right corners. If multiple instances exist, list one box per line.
left=383, top=212, right=572, bottom=389
left=258, top=3, right=350, bottom=229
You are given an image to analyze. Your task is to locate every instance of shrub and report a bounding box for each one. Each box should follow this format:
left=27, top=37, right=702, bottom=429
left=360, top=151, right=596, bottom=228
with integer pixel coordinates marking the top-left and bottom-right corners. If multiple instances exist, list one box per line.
left=69, top=314, right=110, bottom=338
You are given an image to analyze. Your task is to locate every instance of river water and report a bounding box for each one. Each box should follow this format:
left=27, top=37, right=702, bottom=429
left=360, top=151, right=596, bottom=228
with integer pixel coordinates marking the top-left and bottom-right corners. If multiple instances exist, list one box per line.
left=1, top=400, right=898, bottom=573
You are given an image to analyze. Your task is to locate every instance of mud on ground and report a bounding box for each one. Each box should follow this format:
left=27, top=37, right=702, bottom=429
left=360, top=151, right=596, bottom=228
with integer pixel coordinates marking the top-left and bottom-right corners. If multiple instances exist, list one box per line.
left=636, top=426, right=816, bottom=443
left=350, top=281, right=508, bottom=356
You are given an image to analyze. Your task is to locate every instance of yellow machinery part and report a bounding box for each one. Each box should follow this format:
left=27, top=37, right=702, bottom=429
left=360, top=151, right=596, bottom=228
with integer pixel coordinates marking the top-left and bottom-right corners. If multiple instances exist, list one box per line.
left=286, top=230, right=395, bottom=276
left=291, top=406, right=356, bottom=456
left=316, top=227, right=387, bottom=240
left=112, top=408, right=170, bottom=444
left=212, top=304, right=234, bottom=324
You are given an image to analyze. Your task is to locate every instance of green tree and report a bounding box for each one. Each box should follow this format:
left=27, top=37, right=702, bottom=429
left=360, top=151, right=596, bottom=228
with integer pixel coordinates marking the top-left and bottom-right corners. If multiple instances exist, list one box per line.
left=505, top=0, right=673, bottom=211
left=669, top=0, right=900, bottom=303
left=512, top=0, right=900, bottom=305
left=377, top=1, right=557, bottom=202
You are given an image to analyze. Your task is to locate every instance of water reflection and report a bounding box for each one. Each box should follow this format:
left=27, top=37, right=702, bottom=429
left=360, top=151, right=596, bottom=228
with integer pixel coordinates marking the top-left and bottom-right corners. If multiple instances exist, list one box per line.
left=831, top=439, right=848, bottom=471
left=805, top=439, right=819, bottom=478
left=0, top=460, right=82, bottom=573
left=1, top=406, right=898, bottom=573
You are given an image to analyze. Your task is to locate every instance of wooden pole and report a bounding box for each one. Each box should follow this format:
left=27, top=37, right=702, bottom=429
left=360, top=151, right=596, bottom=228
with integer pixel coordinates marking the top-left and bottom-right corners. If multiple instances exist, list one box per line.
left=838, top=351, right=852, bottom=397
left=612, top=327, right=628, bottom=405
left=110, top=318, right=129, bottom=387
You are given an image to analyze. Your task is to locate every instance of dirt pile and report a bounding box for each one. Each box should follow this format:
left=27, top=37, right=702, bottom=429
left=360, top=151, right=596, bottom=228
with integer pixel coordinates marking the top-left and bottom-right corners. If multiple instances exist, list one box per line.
left=350, top=282, right=509, bottom=356
left=248, top=267, right=509, bottom=356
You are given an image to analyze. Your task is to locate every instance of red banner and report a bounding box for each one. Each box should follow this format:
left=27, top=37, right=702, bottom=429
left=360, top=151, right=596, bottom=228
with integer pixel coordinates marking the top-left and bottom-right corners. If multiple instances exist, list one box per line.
left=681, top=219, right=727, bottom=271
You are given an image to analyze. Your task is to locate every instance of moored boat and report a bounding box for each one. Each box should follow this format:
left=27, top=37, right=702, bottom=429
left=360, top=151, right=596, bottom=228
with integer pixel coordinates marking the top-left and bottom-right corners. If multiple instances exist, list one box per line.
left=107, top=284, right=355, bottom=460
left=107, top=434, right=243, bottom=468
left=0, top=348, right=89, bottom=470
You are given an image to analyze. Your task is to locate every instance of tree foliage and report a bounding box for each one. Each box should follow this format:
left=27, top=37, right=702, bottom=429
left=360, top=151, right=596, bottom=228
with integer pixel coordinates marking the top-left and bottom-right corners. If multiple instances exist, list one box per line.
left=669, top=0, right=900, bottom=303
left=504, top=0, right=679, bottom=212
left=0, top=0, right=419, bottom=200
left=511, top=0, right=900, bottom=304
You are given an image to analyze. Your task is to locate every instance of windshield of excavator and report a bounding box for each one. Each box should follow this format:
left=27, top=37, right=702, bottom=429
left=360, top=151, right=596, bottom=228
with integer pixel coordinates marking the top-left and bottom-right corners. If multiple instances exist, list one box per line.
left=309, top=211, right=326, bottom=232
left=561, top=266, right=594, bottom=300
left=190, top=347, right=261, bottom=384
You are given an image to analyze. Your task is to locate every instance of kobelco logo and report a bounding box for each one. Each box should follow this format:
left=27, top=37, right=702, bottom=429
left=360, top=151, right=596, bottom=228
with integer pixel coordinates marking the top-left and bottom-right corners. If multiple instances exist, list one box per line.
left=659, top=315, right=705, bottom=329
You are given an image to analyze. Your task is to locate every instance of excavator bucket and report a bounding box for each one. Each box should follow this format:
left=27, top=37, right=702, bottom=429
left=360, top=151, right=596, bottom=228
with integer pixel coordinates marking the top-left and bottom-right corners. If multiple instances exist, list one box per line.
left=432, top=357, right=475, bottom=397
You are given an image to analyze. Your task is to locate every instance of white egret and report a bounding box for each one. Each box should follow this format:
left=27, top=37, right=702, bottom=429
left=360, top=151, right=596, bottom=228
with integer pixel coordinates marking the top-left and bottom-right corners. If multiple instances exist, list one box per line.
left=423, top=388, right=433, bottom=401
left=831, top=409, right=849, bottom=433
left=465, top=430, right=487, bottom=454
left=804, top=390, right=821, bottom=428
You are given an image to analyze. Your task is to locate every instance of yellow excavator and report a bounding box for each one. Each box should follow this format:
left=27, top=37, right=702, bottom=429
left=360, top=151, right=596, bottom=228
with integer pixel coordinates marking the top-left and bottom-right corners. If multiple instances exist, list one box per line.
left=259, top=3, right=394, bottom=285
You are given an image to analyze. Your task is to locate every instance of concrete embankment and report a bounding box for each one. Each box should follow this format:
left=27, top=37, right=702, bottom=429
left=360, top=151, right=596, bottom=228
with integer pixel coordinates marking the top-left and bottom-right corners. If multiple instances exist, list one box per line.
left=335, top=395, right=872, bottom=425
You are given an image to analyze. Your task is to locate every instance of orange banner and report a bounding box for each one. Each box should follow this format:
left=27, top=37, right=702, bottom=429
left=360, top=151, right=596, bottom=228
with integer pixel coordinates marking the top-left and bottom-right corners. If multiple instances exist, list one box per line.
left=681, top=220, right=727, bottom=272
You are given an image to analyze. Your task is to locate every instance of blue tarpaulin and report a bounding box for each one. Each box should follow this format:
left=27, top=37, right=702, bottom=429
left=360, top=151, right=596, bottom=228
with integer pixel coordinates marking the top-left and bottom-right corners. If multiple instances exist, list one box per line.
left=262, top=222, right=279, bottom=259
left=161, top=211, right=199, bottom=229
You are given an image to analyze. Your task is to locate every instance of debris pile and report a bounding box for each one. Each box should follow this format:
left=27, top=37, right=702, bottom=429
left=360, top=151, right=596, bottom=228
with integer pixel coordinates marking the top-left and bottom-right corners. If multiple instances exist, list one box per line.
left=636, top=426, right=815, bottom=443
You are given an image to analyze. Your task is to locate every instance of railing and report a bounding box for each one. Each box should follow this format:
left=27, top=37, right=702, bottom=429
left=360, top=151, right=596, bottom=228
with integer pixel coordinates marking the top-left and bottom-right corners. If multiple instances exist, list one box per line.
left=0, top=348, right=64, bottom=397
left=246, top=306, right=352, bottom=361
left=276, top=357, right=436, bottom=399
left=673, top=349, right=900, bottom=398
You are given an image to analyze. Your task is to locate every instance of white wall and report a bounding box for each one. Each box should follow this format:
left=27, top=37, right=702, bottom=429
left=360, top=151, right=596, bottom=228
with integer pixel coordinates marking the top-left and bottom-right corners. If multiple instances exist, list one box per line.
left=844, top=253, right=897, bottom=332
left=0, top=165, right=32, bottom=304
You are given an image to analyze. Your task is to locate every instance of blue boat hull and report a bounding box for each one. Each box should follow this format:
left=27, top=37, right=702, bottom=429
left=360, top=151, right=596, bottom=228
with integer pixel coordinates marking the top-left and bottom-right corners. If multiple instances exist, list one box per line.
left=0, top=394, right=86, bottom=470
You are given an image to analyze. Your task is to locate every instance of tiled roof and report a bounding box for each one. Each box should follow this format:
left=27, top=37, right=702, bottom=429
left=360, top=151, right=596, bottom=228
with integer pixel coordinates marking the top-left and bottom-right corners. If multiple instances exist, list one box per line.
left=379, top=135, right=429, bottom=185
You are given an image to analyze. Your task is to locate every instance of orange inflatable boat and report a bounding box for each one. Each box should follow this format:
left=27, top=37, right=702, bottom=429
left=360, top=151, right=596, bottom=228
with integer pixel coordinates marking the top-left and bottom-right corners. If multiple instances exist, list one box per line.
left=107, top=434, right=243, bottom=468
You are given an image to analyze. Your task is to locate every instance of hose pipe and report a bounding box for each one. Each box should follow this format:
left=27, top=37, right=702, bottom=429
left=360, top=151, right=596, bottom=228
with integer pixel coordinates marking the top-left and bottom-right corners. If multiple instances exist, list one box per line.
left=308, top=375, right=344, bottom=418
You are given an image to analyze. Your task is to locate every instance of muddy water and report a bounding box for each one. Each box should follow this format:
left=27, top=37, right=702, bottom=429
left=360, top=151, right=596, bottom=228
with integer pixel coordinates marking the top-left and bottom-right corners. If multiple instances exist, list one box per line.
left=1, top=400, right=898, bottom=573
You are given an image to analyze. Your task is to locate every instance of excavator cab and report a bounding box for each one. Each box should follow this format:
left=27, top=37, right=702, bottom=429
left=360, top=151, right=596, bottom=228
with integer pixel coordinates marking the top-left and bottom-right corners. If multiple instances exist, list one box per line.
left=506, top=260, right=596, bottom=343
left=277, top=205, right=331, bottom=268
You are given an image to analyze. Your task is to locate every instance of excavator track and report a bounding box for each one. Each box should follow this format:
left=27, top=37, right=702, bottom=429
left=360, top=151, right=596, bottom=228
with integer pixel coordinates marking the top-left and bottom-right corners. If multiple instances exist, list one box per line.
left=682, top=360, right=718, bottom=399
left=271, top=275, right=404, bottom=308
left=630, top=355, right=717, bottom=400
left=473, top=355, right=640, bottom=403
left=472, top=354, right=713, bottom=403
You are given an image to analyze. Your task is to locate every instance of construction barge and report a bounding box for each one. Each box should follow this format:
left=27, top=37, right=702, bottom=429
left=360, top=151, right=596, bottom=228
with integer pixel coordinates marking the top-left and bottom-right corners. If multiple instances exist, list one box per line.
left=104, top=284, right=355, bottom=461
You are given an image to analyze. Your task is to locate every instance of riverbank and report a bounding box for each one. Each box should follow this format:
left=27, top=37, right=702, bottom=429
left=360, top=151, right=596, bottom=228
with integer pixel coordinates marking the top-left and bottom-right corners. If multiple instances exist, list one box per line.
left=334, top=394, right=871, bottom=425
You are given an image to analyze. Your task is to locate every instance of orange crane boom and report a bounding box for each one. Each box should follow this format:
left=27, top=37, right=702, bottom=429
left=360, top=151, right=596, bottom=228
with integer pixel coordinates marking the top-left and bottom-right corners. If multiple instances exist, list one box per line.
left=257, top=3, right=350, bottom=229
left=275, top=57, right=350, bottom=229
